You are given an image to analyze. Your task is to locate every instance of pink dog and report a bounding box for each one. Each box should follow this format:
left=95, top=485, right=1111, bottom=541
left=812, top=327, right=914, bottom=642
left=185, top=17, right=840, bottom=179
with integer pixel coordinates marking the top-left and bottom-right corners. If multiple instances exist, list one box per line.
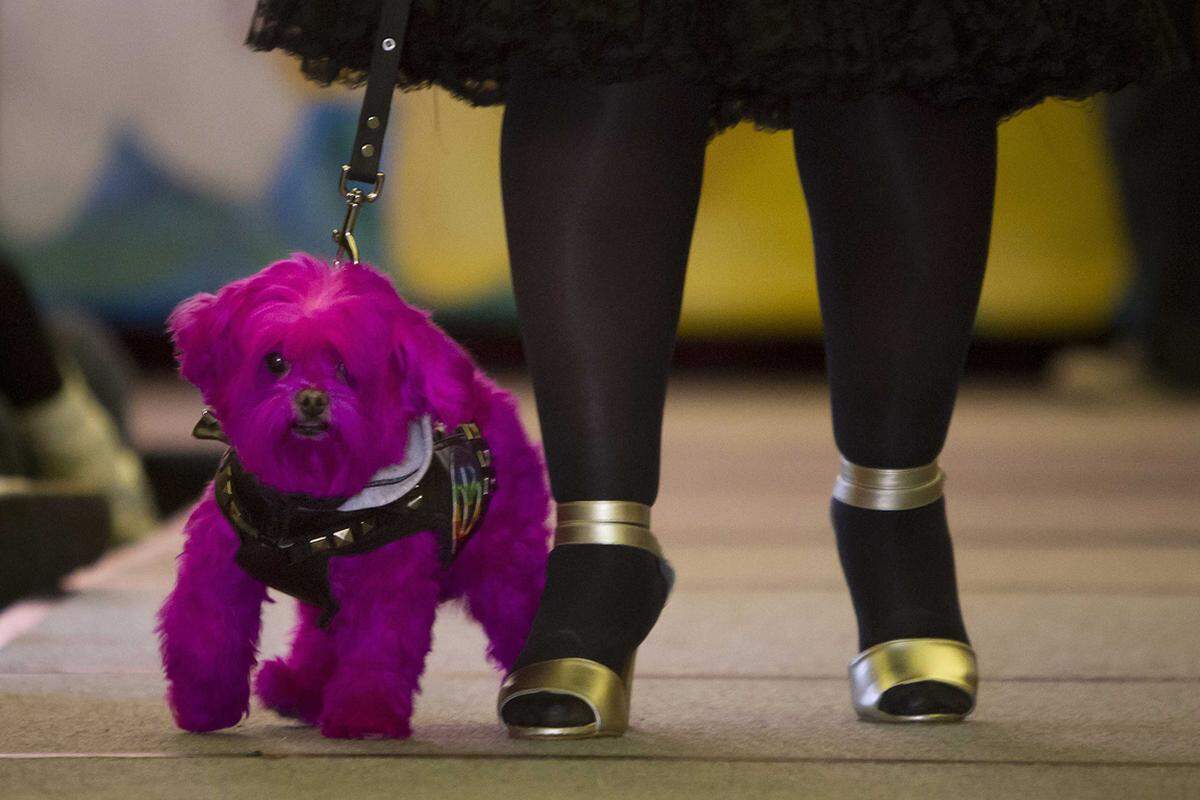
left=157, top=254, right=551, bottom=738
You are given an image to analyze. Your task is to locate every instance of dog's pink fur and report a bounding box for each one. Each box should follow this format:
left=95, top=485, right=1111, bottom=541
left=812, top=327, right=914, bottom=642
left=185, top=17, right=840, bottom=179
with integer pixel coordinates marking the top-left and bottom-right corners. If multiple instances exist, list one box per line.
left=156, top=253, right=551, bottom=738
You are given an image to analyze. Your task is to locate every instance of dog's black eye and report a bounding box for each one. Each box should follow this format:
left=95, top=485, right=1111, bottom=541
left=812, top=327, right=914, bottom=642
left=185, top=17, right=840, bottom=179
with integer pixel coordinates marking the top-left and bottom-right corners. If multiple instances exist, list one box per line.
left=265, top=352, right=289, bottom=376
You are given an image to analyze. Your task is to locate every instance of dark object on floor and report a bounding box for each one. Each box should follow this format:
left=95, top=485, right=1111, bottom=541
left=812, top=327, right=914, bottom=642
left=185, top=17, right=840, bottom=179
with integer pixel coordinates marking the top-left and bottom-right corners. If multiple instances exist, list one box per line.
left=0, top=483, right=111, bottom=609
left=0, top=445, right=215, bottom=610
left=0, top=399, right=24, bottom=477
left=0, top=273, right=156, bottom=605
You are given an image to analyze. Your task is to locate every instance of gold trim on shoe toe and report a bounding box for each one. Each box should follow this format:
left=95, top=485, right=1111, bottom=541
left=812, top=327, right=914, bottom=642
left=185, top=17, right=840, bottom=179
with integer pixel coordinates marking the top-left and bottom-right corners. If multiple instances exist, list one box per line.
left=498, top=655, right=636, bottom=739
left=848, top=638, right=978, bottom=723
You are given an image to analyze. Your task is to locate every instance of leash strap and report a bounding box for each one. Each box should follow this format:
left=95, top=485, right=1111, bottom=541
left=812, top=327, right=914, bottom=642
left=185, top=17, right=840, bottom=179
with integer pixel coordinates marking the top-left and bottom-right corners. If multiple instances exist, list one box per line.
left=332, top=0, right=415, bottom=263
left=347, top=0, right=415, bottom=185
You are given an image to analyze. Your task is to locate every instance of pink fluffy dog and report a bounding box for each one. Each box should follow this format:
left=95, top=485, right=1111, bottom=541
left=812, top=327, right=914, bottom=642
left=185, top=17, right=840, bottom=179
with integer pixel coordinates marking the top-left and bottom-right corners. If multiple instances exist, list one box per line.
left=157, top=253, right=550, bottom=738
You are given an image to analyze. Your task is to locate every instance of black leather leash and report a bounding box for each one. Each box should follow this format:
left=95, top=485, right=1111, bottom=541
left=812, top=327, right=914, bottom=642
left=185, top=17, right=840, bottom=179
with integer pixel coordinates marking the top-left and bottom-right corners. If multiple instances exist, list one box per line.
left=332, top=0, right=415, bottom=264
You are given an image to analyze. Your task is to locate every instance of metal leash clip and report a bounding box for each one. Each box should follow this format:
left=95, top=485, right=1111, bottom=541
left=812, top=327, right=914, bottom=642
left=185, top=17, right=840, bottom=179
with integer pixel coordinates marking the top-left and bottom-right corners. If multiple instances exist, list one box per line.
left=332, top=165, right=386, bottom=265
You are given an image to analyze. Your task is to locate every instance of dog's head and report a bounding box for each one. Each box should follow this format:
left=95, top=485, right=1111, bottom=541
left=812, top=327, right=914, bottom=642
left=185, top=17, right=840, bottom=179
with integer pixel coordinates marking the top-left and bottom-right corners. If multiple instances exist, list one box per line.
left=168, top=254, right=475, bottom=496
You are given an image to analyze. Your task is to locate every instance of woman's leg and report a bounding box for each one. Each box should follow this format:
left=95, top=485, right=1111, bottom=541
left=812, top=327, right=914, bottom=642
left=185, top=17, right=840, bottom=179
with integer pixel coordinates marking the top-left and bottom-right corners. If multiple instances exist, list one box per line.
left=499, top=72, right=712, bottom=726
left=791, top=93, right=997, bottom=716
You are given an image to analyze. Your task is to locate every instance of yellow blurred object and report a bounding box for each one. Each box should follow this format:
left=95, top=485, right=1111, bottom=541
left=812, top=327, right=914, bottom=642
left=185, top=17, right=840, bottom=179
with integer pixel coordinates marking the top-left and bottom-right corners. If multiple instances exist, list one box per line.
left=393, top=93, right=511, bottom=309
left=16, top=366, right=159, bottom=543
left=389, top=88, right=1130, bottom=338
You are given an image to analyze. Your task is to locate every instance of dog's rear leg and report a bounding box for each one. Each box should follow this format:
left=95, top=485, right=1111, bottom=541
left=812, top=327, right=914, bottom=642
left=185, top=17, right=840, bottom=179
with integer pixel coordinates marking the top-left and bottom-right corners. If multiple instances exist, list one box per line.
left=157, top=495, right=267, bottom=732
left=255, top=602, right=335, bottom=725
left=451, top=519, right=548, bottom=672
left=318, top=533, right=442, bottom=739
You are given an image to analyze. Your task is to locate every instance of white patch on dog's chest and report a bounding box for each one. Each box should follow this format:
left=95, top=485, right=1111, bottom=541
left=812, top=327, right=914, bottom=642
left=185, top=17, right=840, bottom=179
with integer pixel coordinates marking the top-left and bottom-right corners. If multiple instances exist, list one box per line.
left=337, top=415, right=434, bottom=512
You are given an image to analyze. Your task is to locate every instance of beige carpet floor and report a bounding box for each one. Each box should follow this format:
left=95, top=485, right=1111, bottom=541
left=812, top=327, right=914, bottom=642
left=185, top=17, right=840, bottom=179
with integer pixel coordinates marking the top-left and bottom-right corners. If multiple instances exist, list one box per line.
left=2, top=377, right=1198, bottom=799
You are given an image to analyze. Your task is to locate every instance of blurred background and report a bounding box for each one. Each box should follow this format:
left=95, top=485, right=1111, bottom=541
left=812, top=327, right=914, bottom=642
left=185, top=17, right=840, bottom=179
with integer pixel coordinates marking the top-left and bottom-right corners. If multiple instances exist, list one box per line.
left=0, top=4, right=1180, bottom=345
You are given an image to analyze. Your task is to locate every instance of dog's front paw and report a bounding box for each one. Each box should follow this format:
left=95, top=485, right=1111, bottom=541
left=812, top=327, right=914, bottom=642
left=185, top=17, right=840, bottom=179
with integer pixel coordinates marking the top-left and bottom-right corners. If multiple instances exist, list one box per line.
left=255, top=658, right=324, bottom=725
left=318, top=676, right=413, bottom=739
left=167, top=683, right=248, bottom=733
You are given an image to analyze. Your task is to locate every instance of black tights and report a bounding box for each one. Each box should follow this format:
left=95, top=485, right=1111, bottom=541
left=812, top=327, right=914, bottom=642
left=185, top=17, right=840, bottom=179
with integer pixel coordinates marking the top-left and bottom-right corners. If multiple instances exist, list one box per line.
left=501, top=75, right=995, bottom=721
left=501, top=73, right=711, bottom=505
left=504, top=79, right=995, bottom=500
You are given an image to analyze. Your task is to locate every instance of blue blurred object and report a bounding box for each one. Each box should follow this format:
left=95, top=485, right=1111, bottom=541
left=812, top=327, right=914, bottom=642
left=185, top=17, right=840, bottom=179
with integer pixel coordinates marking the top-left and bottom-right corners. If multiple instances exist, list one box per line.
left=5, top=102, right=381, bottom=326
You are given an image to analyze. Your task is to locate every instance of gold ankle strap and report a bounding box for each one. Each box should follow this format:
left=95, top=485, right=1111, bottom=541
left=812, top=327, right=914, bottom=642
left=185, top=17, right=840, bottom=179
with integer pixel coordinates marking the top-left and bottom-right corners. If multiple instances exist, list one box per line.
left=832, top=457, right=945, bottom=511
left=557, top=500, right=650, bottom=528
left=554, top=500, right=662, bottom=559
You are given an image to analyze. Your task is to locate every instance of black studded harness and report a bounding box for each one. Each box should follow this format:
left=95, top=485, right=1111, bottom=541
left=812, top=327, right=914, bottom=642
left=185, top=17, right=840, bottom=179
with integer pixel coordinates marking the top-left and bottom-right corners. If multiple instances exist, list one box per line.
left=194, top=411, right=495, bottom=622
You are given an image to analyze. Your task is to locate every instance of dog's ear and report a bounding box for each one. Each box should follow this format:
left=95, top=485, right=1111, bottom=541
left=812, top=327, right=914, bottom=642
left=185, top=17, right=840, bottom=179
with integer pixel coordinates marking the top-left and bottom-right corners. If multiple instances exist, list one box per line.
left=166, top=291, right=226, bottom=392
left=392, top=308, right=476, bottom=427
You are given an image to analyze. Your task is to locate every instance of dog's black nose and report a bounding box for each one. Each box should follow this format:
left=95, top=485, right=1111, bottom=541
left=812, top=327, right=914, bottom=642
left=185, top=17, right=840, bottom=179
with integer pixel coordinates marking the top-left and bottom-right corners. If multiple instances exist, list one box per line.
left=295, top=388, right=329, bottom=419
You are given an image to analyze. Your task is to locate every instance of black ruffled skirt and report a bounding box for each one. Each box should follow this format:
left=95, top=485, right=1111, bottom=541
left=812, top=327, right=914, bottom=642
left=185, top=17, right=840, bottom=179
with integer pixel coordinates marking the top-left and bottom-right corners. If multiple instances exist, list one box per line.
left=247, top=1, right=1187, bottom=135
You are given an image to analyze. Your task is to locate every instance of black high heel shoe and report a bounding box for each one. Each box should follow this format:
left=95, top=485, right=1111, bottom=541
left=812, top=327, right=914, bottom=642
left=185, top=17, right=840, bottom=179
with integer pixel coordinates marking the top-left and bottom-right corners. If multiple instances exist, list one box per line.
left=497, top=500, right=671, bottom=738
left=833, top=457, right=979, bottom=723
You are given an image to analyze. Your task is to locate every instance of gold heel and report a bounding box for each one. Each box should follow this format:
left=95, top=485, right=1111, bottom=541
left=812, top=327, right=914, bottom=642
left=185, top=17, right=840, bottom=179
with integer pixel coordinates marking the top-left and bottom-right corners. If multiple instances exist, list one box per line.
left=848, top=638, right=978, bottom=723
left=498, top=501, right=663, bottom=740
